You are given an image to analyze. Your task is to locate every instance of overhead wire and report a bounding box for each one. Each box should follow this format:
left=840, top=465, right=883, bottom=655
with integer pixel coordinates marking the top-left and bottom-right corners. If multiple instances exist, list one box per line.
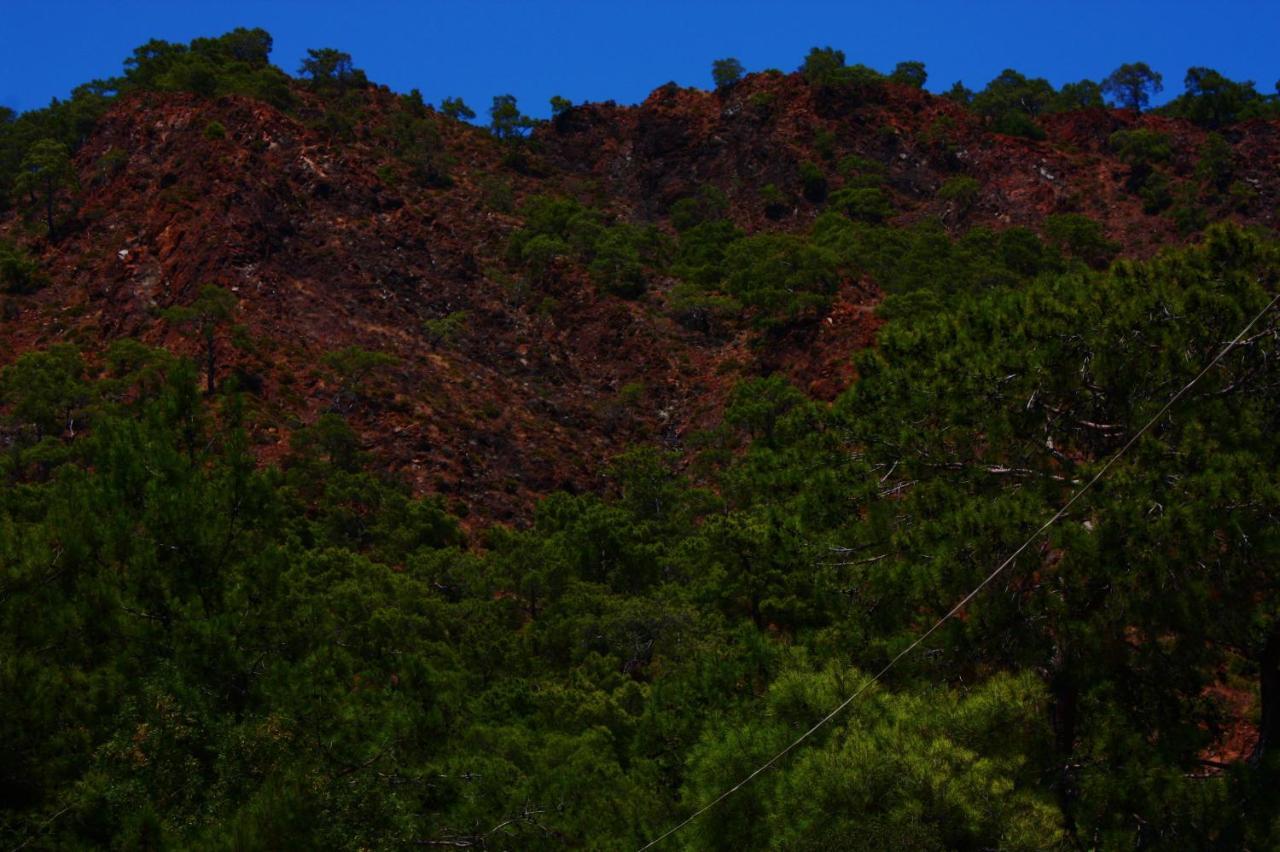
left=638, top=291, right=1280, bottom=850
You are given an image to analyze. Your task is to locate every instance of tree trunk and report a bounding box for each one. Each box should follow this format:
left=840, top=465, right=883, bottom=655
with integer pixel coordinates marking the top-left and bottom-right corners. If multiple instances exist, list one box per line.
left=205, top=327, right=216, bottom=396
left=1050, top=655, right=1080, bottom=836
left=44, top=176, right=56, bottom=239
left=1052, top=671, right=1078, bottom=755
left=1250, top=622, right=1280, bottom=767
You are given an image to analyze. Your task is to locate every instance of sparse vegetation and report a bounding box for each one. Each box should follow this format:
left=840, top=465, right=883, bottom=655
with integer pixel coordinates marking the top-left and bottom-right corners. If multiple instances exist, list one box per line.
left=423, top=310, right=469, bottom=346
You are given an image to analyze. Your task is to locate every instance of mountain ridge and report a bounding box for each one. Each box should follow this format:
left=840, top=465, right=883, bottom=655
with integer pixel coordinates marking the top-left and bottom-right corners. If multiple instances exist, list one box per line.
left=4, top=67, right=1278, bottom=523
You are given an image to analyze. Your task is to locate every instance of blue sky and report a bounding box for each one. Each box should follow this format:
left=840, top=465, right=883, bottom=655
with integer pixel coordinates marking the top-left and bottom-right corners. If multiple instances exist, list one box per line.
left=3, top=1, right=1277, bottom=117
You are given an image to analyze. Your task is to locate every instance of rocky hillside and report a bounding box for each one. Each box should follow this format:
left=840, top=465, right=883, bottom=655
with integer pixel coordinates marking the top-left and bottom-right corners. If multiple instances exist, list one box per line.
left=3, top=69, right=1278, bottom=523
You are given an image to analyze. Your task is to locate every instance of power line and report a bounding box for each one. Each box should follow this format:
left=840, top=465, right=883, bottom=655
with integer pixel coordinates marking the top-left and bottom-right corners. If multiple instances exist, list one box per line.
left=638, top=292, right=1279, bottom=851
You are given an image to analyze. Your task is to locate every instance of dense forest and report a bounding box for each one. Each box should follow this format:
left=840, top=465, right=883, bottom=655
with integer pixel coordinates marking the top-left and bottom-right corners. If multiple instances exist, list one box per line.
left=3, top=29, right=1280, bottom=850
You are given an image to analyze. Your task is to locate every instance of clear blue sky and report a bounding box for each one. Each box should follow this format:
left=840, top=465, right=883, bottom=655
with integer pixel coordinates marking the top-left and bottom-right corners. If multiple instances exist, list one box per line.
left=3, top=1, right=1277, bottom=118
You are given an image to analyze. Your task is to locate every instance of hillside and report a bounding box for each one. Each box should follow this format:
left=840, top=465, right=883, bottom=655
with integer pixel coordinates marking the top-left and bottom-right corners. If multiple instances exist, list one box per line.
left=3, top=36, right=1280, bottom=850
left=4, top=64, right=1278, bottom=522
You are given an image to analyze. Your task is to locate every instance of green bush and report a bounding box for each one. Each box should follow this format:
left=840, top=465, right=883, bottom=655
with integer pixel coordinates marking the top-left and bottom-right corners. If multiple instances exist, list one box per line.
left=972, top=69, right=1054, bottom=139
left=938, top=176, right=981, bottom=213
left=423, top=310, right=469, bottom=345
left=837, top=154, right=884, bottom=179
left=508, top=196, right=668, bottom=298
left=0, top=240, right=46, bottom=294
left=94, top=147, right=129, bottom=183
left=1044, top=213, right=1120, bottom=267
left=1228, top=179, right=1259, bottom=212
left=828, top=186, right=894, bottom=222
left=761, top=183, right=788, bottom=219
left=669, top=186, right=729, bottom=232
left=801, top=46, right=847, bottom=86
left=1195, top=132, right=1234, bottom=192
left=799, top=160, right=828, bottom=202
left=721, top=233, right=842, bottom=325
left=1110, top=128, right=1175, bottom=208
left=1170, top=185, right=1208, bottom=233
left=589, top=225, right=664, bottom=298
left=813, top=128, right=837, bottom=161
left=672, top=219, right=743, bottom=288
left=1110, top=128, right=1173, bottom=169
left=889, top=60, right=927, bottom=89
left=383, top=107, right=454, bottom=187
left=121, top=29, right=296, bottom=108
left=1161, top=66, right=1275, bottom=128
left=1139, top=172, right=1174, bottom=213
left=812, top=214, right=1061, bottom=295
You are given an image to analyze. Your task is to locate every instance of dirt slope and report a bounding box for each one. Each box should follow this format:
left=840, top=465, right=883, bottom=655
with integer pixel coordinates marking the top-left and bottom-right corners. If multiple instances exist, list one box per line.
left=3, top=73, right=1276, bottom=522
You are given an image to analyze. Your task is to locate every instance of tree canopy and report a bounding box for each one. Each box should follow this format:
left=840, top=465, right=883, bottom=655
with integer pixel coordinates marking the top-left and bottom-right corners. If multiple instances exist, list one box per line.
left=1102, top=61, right=1164, bottom=111
left=5, top=225, right=1278, bottom=848
left=711, top=57, right=745, bottom=90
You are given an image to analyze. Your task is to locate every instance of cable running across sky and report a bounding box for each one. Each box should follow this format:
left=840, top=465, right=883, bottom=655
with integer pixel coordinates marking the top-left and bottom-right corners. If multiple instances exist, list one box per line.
left=638, top=291, right=1280, bottom=851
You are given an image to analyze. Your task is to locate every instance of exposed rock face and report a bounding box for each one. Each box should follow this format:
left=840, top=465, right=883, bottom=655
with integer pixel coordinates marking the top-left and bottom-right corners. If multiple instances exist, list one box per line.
left=3, top=74, right=1277, bottom=523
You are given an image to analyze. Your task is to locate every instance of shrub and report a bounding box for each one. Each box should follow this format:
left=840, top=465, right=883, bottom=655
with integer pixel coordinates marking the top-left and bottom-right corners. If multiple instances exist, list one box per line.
left=384, top=109, right=454, bottom=187
left=813, top=129, right=837, bottom=162
left=115, top=29, right=295, bottom=108
left=589, top=227, right=653, bottom=298
left=0, top=240, right=46, bottom=294
left=1110, top=128, right=1173, bottom=169
left=747, top=91, right=776, bottom=116
left=761, top=184, right=788, bottom=219
left=799, top=161, right=828, bottom=202
left=669, top=186, right=729, bottom=232
left=972, top=69, right=1054, bottom=139
left=997, top=227, right=1057, bottom=276
left=721, top=233, right=841, bottom=325
left=1110, top=128, right=1174, bottom=200
left=322, top=345, right=397, bottom=409
left=828, top=186, right=893, bottom=222
left=673, top=220, right=743, bottom=288
left=1228, top=179, right=1259, bottom=212
left=423, top=310, right=469, bottom=346
left=1139, top=173, right=1173, bottom=213
left=938, top=176, right=981, bottom=211
left=520, top=234, right=571, bottom=279
left=1163, top=67, right=1269, bottom=128
left=992, top=110, right=1046, bottom=140
left=801, top=47, right=846, bottom=86
left=509, top=196, right=668, bottom=298
left=1195, top=132, right=1234, bottom=192
left=669, top=282, right=742, bottom=334
left=477, top=175, right=514, bottom=212
left=1170, top=185, right=1208, bottom=233
left=837, top=155, right=884, bottom=179
left=94, top=147, right=129, bottom=184
left=1043, top=213, right=1119, bottom=268
left=1051, top=79, right=1105, bottom=111
left=889, top=61, right=927, bottom=89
